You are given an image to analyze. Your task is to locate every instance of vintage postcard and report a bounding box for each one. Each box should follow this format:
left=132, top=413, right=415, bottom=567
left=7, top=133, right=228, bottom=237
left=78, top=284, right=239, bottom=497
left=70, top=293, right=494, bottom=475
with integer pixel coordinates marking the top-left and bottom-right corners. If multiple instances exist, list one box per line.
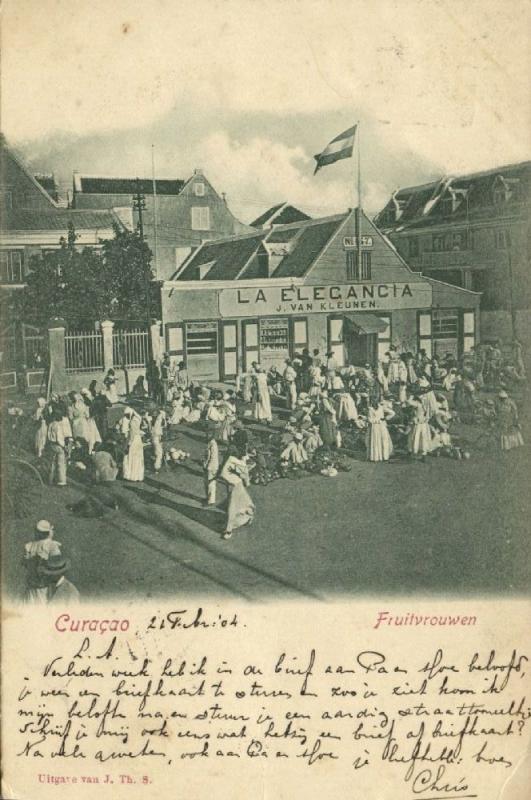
left=1, top=0, right=530, bottom=798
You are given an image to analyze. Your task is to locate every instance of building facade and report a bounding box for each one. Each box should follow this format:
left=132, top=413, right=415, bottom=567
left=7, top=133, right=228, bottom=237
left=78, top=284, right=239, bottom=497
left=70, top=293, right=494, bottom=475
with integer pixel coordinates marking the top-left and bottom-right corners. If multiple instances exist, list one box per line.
left=72, top=171, right=252, bottom=281
left=374, top=162, right=531, bottom=344
left=0, top=138, right=121, bottom=293
left=161, top=209, right=480, bottom=382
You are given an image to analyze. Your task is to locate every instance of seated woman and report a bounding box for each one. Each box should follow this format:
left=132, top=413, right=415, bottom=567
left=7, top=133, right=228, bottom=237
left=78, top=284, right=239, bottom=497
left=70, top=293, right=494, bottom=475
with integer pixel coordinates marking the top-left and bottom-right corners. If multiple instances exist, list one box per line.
left=131, top=375, right=148, bottom=399
left=91, top=442, right=118, bottom=483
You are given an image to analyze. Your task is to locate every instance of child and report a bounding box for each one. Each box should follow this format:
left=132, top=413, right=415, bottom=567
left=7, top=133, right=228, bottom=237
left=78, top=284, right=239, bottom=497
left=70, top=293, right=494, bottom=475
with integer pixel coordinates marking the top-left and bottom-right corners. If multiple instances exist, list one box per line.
left=23, top=520, right=62, bottom=604
left=203, top=431, right=219, bottom=506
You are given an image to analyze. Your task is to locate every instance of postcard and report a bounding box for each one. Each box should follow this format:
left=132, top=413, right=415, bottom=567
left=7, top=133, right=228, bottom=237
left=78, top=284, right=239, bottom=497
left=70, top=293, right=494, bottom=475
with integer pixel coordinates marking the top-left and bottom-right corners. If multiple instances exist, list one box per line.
left=1, top=1, right=530, bottom=798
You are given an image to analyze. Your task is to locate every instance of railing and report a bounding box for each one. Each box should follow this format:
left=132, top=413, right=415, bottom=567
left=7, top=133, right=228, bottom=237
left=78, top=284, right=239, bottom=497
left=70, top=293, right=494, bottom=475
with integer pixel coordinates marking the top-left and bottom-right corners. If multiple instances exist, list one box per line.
left=65, top=329, right=104, bottom=372
left=112, top=327, right=150, bottom=368
left=23, top=325, right=46, bottom=368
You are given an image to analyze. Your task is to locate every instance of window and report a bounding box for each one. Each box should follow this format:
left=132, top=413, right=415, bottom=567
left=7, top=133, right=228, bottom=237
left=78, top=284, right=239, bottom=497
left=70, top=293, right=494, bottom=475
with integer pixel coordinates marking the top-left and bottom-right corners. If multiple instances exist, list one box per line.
left=259, top=318, right=289, bottom=353
left=408, top=237, right=419, bottom=257
left=0, top=250, right=23, bottom=283
left=194, top=182, right=206, bottom=197
left=452, top=231, right=467, bottom=250
left=328, top=317, right=345, bottom=366
left=191, top=206, right=210, bottom=230
left=1, top=191, right=12, bottom=209
left=346, top=250, right=357, bottom=279
left=377, top=314, right=392, bottom=362
left=185, top=321, right=218, bottom=354
left=166, top=324, right=184, bottom=355
left=346, top=250, right=371, bottom=280
left=463, top=310, right=476, bottom=353
left=433, top=234, right=444, bottom=252
left=417, top=311, right=432, bottom=358
left=360, top=251, right=371, bottom=280
left=292, top=318, right=308, bottom=354
left=494, top=229, right=511, bottom=249
left=432, top=310, right=459, bottom=337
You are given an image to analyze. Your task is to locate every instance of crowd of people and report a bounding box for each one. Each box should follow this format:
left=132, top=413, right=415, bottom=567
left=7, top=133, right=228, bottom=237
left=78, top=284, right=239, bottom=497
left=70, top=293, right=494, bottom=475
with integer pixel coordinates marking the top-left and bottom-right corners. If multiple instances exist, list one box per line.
left=5, top=337, right=527, bottom=598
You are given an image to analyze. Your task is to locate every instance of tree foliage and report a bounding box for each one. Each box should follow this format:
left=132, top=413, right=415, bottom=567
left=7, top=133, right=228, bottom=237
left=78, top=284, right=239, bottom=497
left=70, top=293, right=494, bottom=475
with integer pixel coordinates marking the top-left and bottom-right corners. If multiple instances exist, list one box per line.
left=14, top=223, right=160, bottom=328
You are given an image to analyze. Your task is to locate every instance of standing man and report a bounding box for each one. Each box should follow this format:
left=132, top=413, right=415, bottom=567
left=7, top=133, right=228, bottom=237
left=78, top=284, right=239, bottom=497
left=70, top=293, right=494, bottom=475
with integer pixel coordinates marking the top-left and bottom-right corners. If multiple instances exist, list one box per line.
left=283, top=359, right=298, bottom=409
left=160, top=353, right=171, bottom=404
left=40, top=555, right=80, bottom=604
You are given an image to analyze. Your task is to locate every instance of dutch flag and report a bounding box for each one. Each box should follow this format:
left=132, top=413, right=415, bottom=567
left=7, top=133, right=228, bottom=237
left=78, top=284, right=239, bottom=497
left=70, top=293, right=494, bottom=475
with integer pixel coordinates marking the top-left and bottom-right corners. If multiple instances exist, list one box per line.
left=313, top=124, right=357, bottom=175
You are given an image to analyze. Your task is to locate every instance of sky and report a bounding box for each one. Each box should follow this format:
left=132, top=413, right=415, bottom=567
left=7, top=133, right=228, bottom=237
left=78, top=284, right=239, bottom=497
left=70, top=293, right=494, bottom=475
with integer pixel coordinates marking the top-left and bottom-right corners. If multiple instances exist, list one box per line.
left=2, top=0, right=530, bottom=223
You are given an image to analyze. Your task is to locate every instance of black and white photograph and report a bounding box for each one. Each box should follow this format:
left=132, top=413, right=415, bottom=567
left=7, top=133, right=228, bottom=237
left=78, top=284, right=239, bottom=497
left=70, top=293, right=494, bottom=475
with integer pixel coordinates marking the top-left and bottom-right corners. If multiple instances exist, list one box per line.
left=2, top=3, right=531, bottom=800
left=2, top=0, right=530, bottom=605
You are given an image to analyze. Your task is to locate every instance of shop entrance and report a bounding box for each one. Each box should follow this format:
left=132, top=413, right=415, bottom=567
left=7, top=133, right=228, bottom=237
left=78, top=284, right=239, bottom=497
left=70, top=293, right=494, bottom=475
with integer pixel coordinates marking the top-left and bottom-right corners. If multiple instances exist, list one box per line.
left=345, top=329, right=377, bottom=367
left=342, top=313, right=388, bottom=368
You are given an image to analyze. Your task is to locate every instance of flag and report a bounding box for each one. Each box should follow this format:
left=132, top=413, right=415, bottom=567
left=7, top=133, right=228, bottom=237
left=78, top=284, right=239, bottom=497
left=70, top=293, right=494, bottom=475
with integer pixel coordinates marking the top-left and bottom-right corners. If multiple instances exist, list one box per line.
left=313, top=124, right=357, bottom=174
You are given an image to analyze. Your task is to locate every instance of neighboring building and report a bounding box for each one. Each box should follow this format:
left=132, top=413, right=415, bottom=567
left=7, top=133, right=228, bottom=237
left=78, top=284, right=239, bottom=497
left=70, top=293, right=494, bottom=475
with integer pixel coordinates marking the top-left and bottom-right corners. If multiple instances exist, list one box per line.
left=251, top=202, right=311, bottom=229
left=72, top=170, right=252, bottom=280
left=161, top=208, right=480, bottom=382
left=0, top=136, right=123, bottom=381
left=0, top=137, right=121, bottom=292
left=374, top=162, right=531, bottom=343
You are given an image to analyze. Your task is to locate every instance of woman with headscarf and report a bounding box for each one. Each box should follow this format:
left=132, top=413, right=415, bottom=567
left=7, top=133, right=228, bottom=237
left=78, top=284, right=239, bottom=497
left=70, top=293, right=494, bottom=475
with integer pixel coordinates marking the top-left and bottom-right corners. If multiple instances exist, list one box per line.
left=496, top=391, right=524, bottom=451
left=254, top=366, right=273, bottom=424
left=103, top=369, right=120, bottom=404
left=80, top=388, right=102, bottom=455
left=69, top=392, right=90, bottom=444
left=318, top=388, right=339, bottom=448
left=220, top=445, right=255, bottom=540
left=122, top=408, right=145, bottom=481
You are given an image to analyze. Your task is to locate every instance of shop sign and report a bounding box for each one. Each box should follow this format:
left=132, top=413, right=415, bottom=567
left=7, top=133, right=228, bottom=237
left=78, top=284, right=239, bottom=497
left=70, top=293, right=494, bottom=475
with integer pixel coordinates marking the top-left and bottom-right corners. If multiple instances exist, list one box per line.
left=219, top=282, right=432, bottom=317
left=343, top=235, right=373, bottom=248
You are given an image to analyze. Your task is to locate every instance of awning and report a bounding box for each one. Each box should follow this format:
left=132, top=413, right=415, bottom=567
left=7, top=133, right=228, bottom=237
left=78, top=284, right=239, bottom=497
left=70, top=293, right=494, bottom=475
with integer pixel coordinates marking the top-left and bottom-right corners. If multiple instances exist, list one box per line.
left=342, top=312, right=388, bottom=335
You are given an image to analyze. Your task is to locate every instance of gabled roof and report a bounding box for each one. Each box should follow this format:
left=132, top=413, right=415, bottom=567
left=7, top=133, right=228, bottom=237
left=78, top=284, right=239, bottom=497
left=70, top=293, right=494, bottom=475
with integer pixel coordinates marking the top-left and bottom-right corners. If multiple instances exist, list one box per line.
left=173, top=212, right=347, bottom=282
left=0, top=134, right=59, bottom=208
left=74, top=175, right=186, bottom=196
left=376, top=161, right=531, bottom=231
left=175, top=231, right=268, bottom=281
left=272, top=216, right=345, bottom=277
left=1, top=208, right=121, bottom=232
left=251, top=202, right=311, bottom=228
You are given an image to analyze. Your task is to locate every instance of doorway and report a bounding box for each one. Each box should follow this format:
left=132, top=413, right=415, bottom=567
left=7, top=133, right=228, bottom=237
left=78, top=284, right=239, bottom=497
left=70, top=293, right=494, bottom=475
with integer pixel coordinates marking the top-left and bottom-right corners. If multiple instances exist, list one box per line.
left=345, top=329, right=377, bottom=367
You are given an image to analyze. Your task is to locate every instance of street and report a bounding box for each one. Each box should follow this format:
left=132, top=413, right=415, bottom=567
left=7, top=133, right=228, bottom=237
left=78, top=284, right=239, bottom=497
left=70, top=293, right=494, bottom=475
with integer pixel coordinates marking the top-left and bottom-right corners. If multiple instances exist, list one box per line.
left=4, top=404, right=531, bottom=602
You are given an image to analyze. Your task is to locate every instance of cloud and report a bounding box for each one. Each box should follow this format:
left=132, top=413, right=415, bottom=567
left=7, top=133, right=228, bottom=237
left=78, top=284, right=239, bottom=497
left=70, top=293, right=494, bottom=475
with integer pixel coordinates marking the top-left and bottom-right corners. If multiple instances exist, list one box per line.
left=185, top=131, right=353, bottom=221
left=3, top=0, right=529, bottom=221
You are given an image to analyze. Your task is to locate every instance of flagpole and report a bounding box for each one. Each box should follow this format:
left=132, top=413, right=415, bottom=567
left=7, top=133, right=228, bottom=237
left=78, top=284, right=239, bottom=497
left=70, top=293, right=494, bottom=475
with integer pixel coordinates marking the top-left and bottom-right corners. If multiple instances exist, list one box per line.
left=356, top=120, right=362, bottom=270
left=151, top=144, right=159, bottom=278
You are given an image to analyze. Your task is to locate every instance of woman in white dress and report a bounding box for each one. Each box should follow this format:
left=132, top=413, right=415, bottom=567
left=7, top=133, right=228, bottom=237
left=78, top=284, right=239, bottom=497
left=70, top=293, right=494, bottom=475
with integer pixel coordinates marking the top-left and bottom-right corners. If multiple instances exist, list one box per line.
left=366, top=400, right=393, bottom=462
left=220, top=448, right=255, bottom=540
left=254, top=368, right=272, bottom=423
left=407, top=395, right=432, bottom=459
left=80, top=388, right=102, bottom=455
left=336, top=390, right=360, bottom=424
left=151, top=408, right=166, bottom=472
left=122, top=409, right=145, bottom=481
left=70, top=393, right=90, bottom=442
